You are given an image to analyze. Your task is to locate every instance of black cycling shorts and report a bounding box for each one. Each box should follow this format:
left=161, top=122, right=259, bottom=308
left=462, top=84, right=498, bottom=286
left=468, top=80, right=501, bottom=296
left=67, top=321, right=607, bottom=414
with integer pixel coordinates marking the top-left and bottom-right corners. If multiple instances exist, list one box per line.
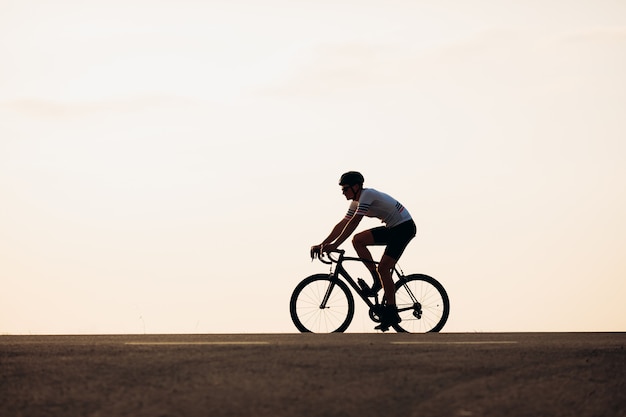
left=369, top=219, right=417, bottom=260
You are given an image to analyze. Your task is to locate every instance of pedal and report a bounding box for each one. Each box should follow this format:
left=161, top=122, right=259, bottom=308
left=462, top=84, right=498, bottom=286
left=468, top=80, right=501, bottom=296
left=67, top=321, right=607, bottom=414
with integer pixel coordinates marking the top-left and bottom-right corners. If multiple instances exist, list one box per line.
left=374, top=322, right=391, bottom=332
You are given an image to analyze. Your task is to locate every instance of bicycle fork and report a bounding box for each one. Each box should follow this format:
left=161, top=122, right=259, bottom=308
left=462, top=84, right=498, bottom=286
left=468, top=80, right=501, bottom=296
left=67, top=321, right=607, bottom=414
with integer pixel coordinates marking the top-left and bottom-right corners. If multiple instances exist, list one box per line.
left=319, top=278, right=337, bottom=309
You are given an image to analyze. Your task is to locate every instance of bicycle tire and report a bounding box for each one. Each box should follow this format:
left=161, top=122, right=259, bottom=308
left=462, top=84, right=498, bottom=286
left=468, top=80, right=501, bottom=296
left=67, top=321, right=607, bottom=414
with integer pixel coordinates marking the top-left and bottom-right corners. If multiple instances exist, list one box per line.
left=290, top=274, right=355, bottom=333
left=392, top=274, right=450, bottom=333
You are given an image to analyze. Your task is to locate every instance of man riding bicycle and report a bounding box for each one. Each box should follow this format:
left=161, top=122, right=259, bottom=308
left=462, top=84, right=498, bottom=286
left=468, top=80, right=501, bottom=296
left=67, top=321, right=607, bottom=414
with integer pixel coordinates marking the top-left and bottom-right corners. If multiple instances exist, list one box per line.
left=310, top=171, right=417, bottom=331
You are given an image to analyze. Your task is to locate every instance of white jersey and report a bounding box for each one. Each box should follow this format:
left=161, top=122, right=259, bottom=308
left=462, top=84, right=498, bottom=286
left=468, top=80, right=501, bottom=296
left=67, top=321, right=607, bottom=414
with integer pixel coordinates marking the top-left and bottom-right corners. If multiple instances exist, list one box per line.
left=344, top=188, right=412, bottom=228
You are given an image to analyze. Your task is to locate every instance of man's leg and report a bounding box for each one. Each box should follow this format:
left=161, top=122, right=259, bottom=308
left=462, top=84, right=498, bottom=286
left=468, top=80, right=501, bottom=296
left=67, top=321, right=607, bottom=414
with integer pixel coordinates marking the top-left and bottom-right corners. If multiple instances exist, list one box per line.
left=378, top=220, right=416, bottom=305
left=374, top=221, right=416, bottom=329
left=378, top=255, right=397, bottom=305
left=373, top=254, right=402, bottom=330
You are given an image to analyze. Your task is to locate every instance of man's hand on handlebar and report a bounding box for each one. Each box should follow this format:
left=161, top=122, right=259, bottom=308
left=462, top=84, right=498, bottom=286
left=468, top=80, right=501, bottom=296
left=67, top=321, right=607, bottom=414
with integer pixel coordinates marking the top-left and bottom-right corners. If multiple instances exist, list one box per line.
left=310, top=243, right=340, bottom=260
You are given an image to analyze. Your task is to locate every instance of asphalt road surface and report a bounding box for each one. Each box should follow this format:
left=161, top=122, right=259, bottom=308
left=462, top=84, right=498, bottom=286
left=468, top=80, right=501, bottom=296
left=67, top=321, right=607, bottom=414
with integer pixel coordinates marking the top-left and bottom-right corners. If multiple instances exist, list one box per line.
left=1, top=332, right=624, bottom=417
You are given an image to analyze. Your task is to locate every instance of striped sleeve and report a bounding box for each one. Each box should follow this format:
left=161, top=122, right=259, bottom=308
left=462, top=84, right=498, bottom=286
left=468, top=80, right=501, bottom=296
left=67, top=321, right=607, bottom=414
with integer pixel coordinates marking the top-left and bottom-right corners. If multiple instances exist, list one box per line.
left=344, top=201, right=358, bottom=219
left=356, top=202, right=370, bottom=216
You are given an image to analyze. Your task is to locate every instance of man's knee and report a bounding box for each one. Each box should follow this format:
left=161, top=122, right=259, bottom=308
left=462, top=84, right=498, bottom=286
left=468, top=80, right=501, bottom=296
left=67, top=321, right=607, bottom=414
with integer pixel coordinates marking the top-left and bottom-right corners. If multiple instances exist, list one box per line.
left=352, top=231, right=372, bottom=248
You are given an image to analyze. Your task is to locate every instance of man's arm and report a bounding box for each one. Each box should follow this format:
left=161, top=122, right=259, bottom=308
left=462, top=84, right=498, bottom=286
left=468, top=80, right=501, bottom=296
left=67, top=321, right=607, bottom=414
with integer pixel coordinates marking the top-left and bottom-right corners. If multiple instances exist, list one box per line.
left=321, top=218, right=350, bottom=246
left=311, top=214, right=365, bottom=258
left=311, top=217, right=349, bottom=258
left=328, top=214, right=363, bottom=249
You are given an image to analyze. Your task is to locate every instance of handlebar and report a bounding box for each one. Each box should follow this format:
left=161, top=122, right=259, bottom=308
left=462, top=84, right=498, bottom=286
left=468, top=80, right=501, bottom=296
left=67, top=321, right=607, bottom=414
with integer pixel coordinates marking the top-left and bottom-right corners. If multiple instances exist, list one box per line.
left=315, top=249, right=345, bottom=265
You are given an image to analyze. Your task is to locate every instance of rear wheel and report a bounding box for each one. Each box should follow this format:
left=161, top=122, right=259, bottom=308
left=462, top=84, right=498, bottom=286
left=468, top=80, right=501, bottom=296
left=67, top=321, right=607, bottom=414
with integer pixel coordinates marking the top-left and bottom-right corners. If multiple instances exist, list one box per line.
left=290, top=274, right=355, bottom=333
left=392, top=274, right=450, bottom=333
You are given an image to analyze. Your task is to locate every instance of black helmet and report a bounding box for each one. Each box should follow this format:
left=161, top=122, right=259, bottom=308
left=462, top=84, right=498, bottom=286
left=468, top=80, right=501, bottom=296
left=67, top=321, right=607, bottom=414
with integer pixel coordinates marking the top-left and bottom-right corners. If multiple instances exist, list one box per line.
left=339, top=171, right=364, bottom=186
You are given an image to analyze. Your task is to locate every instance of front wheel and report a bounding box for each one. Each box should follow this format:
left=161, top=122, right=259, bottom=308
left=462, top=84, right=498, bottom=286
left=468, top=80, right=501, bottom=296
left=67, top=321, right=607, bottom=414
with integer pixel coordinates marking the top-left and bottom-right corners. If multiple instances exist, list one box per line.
left=392, top=274, right=450, bottom=333
left=290, top=274, right=355, bottom=333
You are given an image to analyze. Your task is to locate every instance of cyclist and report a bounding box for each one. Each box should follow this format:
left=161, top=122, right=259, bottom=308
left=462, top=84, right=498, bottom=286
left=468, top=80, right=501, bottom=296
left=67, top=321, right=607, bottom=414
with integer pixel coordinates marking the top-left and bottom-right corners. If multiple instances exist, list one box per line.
left=310, top=171, right=417, bottom=330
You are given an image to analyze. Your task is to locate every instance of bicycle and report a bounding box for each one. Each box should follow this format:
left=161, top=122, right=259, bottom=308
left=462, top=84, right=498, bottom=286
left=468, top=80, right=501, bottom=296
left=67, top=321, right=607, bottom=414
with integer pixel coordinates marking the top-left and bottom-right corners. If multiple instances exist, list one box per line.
left=289, top=249, right=450, bottom=333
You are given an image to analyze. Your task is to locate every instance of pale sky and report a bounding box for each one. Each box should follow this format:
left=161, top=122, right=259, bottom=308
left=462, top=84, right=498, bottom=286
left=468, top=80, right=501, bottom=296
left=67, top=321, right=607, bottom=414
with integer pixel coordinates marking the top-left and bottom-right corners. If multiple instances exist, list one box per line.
left=1, top=0, right=625, bottom=334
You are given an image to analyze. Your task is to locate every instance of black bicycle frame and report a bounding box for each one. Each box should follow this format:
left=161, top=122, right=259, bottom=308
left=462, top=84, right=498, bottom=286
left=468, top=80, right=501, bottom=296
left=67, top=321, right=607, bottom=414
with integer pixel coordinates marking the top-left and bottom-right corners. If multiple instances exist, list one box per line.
left=321, top=250, right=413, bottom=311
